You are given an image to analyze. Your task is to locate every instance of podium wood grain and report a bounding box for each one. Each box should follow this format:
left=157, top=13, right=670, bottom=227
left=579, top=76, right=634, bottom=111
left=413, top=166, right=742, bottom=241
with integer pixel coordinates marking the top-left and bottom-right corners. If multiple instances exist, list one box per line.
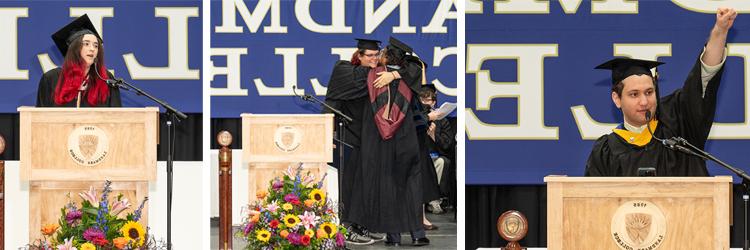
left=545, top=176, right=731, bottom=250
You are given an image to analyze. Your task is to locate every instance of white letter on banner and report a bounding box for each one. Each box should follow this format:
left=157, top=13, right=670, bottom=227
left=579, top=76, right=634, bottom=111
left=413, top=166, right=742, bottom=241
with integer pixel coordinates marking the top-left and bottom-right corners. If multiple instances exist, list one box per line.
left=210, top=48, right=248, bottom=96
left=365, top=0, right=416, bottom=34
left=215, top=0, right=287, bottom=33
left=0, top=8, right=28, bottom=80
left=466, top=0, right=484, bottom=14
left=255, top=48, right=304, bottom=96
left=672, top=0, right=750, bottom=13
left=309, top=48, right=355, bottom=96
left=591, top=0, right=637, bottom=13
left=422, top=0, right=457, bottom=33
left=495, top=0, right=549, bottom=14
left=123, top=7, right=199, bottom=80
left=432, top=46, right=457, bottom=96
left=710, top=44, right=750, bottom=139
left=571, top=44, right=672, bottom=139
left=295, top=0, right=351, bottom=33
left=465, top=44, right=559, bottom=140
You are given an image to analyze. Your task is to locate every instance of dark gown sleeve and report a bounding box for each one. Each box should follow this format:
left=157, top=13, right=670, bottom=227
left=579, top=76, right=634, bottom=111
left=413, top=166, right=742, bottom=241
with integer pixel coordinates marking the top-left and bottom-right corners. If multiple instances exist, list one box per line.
left=36, top=68, right=60, bottom=107
left=658, top=51, right=724, bottom=149
left=396, top=58, right=424, bottom=94
left=325, top=60, right=370, bottom=101
left=433, top=119, right=455, bottom=155
left=105, top=71, right=122, bottom=107
left=585, top=135, right=613, bottom=176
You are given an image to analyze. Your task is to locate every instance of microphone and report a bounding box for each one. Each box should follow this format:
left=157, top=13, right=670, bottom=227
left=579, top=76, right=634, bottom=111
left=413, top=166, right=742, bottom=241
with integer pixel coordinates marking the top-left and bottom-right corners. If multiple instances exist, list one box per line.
left=292, top=85, right=313, bottom=101
left=645, top=110, right=705, bottom=157
left=105, top=78, right=130, bottom=91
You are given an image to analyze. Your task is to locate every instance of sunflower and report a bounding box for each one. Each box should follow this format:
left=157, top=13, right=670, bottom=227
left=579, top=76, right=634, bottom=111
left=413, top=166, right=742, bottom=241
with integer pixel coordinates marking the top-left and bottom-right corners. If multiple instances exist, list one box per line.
left=256, top=229, right=271, bottom=242
left=308, top=189, right=325, bottom=203
left=120, top=221, right=146, bottom=247
left=80, top=243, right=96, bottom=250
left=320, top=222, right=338, bottom=238
left=283, top=214, right=300, bottom=228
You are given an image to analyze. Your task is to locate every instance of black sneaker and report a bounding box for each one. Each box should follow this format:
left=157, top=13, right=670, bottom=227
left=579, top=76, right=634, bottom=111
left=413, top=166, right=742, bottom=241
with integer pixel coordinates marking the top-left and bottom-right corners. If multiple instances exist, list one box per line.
left=356, top=224, right=386, bottom=242
left=346, top=230, right=375, bottom=245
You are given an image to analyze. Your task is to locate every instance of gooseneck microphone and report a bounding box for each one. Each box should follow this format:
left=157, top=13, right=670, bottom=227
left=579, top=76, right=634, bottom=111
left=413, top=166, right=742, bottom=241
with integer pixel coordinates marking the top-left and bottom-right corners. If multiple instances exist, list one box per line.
left=645, top=111, right=704, bottom=158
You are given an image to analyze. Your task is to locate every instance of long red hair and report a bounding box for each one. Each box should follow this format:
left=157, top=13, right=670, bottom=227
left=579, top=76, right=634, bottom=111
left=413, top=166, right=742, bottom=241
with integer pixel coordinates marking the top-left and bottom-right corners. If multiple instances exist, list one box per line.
left=350, top=49, right=366, bottom=66
left=54, top=35, right=109, bottom=106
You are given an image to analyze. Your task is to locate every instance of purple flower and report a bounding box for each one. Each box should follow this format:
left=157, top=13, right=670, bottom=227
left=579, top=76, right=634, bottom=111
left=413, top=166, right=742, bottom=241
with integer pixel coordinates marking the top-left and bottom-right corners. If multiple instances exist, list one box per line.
left=83, top=227, right=105, bottom=242
left=284, top=193, right=300, bottom=204
left=335, top=232, right=345, bottom=247
left=65, top=210, right=82, bottom=225
left=272, top=180, right=283, bottom=190
left=287, top=232, right=302, bottom=245
left=243, top=223, right=254, bottom=235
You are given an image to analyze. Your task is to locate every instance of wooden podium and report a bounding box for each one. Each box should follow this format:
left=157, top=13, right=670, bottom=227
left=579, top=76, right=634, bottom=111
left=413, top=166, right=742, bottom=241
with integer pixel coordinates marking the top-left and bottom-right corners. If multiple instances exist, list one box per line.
left=545, top=176, right=732, bottom=250
left=241, top=114, right=333, bottom=204
left=19, top=107, right=158, bottom=241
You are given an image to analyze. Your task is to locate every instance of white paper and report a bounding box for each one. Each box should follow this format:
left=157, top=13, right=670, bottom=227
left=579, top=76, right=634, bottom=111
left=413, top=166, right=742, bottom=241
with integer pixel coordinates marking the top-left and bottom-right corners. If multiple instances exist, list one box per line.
left=433, top=102, right=457, bottom=120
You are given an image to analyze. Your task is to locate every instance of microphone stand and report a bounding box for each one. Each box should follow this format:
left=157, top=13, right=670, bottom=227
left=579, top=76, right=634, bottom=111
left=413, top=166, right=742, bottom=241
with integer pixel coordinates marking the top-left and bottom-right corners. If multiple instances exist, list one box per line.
left=646, top=112, right=750, bottom=250
left=108, top=78, right=186, bottom=250
left=292, top=87, right=353, bottom=224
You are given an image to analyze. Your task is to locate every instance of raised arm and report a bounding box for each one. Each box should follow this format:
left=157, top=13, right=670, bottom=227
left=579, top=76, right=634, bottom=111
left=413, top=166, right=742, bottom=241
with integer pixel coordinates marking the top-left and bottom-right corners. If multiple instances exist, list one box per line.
left=703, top=8, right=736, bottom=66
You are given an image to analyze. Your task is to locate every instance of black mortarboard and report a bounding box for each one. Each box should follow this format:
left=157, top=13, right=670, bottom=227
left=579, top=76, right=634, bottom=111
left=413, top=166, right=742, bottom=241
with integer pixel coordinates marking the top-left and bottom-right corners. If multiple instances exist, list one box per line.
left=355, top=38, right=381, bottom=50
left=421, top=84, right=436, bottom=93
left=51, top=14, right=102, bottom=56
left=387, top=37, right=413, bottom=56
left=595, top=58, right=664, bottom=85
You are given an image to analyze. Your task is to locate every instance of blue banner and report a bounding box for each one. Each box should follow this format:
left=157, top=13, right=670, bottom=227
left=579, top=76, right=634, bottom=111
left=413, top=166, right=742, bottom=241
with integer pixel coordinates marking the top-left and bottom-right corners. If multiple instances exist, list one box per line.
left=0, top=1, right=202, bottom=113
left=466, top=0, right=750, bottom=184
left=210, top=0, right=458, bottom=118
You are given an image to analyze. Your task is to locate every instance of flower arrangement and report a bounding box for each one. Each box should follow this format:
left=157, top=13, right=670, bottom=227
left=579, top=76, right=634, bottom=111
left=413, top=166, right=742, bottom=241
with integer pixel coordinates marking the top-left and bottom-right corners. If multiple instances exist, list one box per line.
left=26, top=180, right=164, bottom=250
left=236, top=164, right=347, bottom=249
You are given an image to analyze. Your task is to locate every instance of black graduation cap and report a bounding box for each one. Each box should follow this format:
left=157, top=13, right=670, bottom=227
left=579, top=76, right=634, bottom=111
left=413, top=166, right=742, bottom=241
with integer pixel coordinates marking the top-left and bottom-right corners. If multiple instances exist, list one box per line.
left=355, top=38, right=381, bottom=50
left=51, top=14, right=102, bottom=56
left=387, top=36, right=413, bottom=56
left=595, top=58, right=664, bottom=85
left=421, top=83, right=436, bottom=93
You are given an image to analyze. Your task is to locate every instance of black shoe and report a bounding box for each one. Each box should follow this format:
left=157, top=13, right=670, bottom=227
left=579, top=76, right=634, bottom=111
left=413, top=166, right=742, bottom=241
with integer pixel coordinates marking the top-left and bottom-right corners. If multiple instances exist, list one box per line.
left=385, top=241, right=401, bottom=247
left=412, top=237, right=430, bottom=246
left=358, top=225, right=386, bottom=242
left=346, top=231, right=375, bottom=245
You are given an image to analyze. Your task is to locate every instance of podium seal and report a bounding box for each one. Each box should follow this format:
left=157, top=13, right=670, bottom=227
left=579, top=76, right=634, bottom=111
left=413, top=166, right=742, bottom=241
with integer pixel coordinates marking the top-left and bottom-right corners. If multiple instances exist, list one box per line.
left=274, top=125, right=302, bottom=152
left=611, top=200, right=666, bottom=250
left=497, top=210, right=527, bottom=250
left=67, top=125, right=109, bottom=166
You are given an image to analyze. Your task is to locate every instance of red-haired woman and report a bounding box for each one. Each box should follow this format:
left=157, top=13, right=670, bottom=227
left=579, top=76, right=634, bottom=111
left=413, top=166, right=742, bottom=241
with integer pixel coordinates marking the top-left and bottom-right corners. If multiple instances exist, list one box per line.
left=36, top=14, right=120, bottom=107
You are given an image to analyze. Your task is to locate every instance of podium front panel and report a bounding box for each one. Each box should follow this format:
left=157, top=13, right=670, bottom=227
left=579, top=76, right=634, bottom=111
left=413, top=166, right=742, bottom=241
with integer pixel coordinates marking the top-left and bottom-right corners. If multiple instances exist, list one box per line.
left=241, top=114, right=333, bottom=163
left=19, top=107, right=158, bottom=181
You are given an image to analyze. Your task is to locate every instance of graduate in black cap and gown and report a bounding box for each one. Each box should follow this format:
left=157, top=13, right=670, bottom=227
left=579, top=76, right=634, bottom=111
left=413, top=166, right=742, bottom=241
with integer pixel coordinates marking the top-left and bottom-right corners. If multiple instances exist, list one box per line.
left=345, top=37, right=430, bottom=246
left=37, top=14, right=120, bottom=107
left=324, top=38, right=387, bottom=245
left=585, top=8, right=737, bottom=176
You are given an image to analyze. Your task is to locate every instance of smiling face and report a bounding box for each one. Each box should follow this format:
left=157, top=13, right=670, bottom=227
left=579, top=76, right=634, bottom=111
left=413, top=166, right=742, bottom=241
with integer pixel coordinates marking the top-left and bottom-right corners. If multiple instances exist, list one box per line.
left=79, top=34, right=99, bottom=68
left=357, top=49, right=380, bottom=68
left=612, top=74, right=657, bottom=127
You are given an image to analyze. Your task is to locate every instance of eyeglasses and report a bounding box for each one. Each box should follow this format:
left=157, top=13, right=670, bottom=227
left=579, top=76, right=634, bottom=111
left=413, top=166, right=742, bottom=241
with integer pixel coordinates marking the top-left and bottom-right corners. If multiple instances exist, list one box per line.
left=363, top=52, right=380, bottom=58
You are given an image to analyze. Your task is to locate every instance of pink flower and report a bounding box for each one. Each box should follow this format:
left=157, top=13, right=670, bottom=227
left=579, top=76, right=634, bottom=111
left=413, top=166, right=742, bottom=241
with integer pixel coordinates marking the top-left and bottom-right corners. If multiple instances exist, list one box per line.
left=265, top=201, right=279, bottom=213
left=83, top=227, right=105, bottom=243
left=65, top=210, right=82, bottom=225
left=57, top=237, right=77, bottom=250
left=284, top=194, right=300, bottom=204
left=298, top=211, right=319, bottom=230
left=335, top=232, right=345, bottom=247
left=78, top=186, right=98, bottom=206
left=111, top=198, right=131, bottom=215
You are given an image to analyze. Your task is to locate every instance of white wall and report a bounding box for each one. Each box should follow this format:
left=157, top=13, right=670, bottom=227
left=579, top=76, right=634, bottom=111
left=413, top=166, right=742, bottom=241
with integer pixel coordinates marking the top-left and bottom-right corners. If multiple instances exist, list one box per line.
left=209, top=149, right=339, bottom=225
left=4, top=161, right=205, bottom=249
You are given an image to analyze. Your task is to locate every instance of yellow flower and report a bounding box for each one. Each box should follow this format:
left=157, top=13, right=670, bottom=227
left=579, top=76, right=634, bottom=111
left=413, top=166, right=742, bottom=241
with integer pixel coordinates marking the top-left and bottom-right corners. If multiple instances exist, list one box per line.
left=113, top=237, right=128, bottom=249
left=283, top=214, right=300, bottom=228
left=280, top=229, right=290, bottom=238
left=40, top=223, right=59, bottom=236
left=282, top=203, right=293, bottom=211
left=120, top=221, right=146, bottom=247
left=80, top=243, right=96, bottom=250
left=305, top=229, right=315, bottom=238
left=309, top=189, right=326, bottom=203
left=256, top=229, right=271, bottom=242
left=320, top=222, right=338, bottom=238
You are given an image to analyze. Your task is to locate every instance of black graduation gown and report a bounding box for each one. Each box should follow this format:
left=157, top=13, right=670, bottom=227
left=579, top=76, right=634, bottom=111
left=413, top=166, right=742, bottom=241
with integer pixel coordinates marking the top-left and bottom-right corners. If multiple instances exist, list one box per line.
left=417, top=105, right=441, bottom=203
left=323, top=60, right=370, bottom=223
left=585, top=53, right=724, bottom=177
left=426, top=116, right=455, bottom=195
left=36, top=67, right=122, bottom=107
left=348, top=61, right=425, bottom=233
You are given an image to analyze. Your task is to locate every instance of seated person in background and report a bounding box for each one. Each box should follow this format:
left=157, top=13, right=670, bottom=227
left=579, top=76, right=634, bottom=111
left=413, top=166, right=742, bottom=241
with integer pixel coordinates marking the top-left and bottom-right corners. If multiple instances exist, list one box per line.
left=419, top=84, right=455, bottom=213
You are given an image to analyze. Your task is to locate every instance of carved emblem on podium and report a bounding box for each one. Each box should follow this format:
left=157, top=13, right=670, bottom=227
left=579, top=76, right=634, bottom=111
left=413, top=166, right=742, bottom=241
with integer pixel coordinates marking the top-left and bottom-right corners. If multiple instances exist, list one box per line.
left=67, top=125, right=109, bottom=166
left=611, top=200, right=666, bottom=250
left=274, top=125, right=302, bottom=152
